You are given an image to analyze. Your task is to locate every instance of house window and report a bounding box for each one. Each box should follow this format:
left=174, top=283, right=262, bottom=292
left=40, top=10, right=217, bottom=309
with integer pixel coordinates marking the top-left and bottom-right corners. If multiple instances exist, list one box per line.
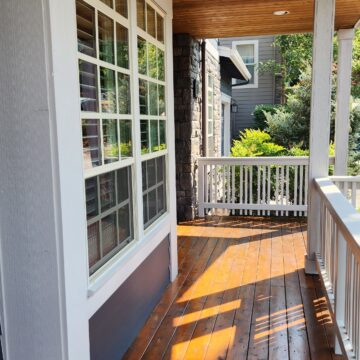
left=233, top=40, right=259, bottom=88
left=76, top=0, right=135, bottom=275
left=207, top=74, right=215, bottom=156
left=76, top=0, right=168, bottom=276
left=137, top=0, right=167, bottom=229
left=142, top=156, right=166, bottom=228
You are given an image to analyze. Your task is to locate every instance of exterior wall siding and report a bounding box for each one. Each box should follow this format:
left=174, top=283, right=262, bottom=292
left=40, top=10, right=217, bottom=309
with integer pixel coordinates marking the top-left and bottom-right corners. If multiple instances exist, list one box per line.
left=89, top=237, right=170, bottom=360
left=219, top=36, right=281, bottom=138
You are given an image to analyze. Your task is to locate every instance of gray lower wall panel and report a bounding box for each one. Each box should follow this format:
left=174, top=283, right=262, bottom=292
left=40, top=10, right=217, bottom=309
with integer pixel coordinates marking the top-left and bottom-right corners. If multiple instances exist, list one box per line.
left=89, top=236, right=170, bottom=360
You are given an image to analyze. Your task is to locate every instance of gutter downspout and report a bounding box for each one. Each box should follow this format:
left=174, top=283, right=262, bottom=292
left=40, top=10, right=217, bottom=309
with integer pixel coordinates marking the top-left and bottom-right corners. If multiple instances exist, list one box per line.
left=201, top=40, right=207, bottom=157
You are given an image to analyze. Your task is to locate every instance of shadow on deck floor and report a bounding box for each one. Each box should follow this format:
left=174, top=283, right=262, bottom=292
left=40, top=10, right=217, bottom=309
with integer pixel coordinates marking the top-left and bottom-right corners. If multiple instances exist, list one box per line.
left=124, top=216, right=342, bottom=360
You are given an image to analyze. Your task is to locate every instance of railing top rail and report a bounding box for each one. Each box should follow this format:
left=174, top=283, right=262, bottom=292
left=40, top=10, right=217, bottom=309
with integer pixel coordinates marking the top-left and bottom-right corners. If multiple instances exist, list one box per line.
left=198, top=156, right=335, bottom=166
left=315, top=177, right=360, bottom=259
left=330, top=175, right=360, bottom=182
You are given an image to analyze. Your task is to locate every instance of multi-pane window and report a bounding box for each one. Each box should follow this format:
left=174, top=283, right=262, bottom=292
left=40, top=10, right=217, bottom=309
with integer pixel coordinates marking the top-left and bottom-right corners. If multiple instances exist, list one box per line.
left=142, top=156, right=166, bottom=228
left=233, top=41, right=258, bottom=87
left=137, top=0, right=167, bottom=228
left=86, top=167, right=133, bottom=275
left=76, top=0, right=134, bottom=275
left=137, top=0, right=166, bottom=155
left=207, top=74, right=215, bottom=156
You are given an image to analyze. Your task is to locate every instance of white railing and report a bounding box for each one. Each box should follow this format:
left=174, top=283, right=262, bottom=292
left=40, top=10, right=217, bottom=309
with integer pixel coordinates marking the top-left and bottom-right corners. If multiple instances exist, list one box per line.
left=331, top=176, right=360, bottom=209
left=198, top=156, right=335, bottom=217
left=315, top=177, right=360, bottom=359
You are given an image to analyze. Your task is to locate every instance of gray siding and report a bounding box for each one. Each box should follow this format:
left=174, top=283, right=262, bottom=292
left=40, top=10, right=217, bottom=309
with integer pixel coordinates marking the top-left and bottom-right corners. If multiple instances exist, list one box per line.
left=89, top=237, right=170, bottom=360
left=219, top=36, right=280, bottom=137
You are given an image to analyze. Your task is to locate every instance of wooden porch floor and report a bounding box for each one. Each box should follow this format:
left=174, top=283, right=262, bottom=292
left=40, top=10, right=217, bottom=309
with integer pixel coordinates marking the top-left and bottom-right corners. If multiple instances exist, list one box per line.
left=124, top=217, right=342, bottom=360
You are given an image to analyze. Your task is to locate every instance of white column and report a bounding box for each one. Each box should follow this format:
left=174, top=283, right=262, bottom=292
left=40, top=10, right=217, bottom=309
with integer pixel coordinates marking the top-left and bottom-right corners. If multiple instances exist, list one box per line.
left=306, top=0, right=336, bottom=274
left=334, top=29, right=355, bottom=175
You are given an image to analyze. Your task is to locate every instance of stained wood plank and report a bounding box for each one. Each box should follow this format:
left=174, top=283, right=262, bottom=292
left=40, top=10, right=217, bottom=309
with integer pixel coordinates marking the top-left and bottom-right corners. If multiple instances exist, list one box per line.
left=126, top=217, right=342, bottom=360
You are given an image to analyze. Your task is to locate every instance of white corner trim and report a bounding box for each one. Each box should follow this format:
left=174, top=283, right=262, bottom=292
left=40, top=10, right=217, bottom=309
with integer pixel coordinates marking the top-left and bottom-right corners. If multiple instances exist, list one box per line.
left=221, top=92, right=232, bottom=104
left=218, top=46, right=251, bottom=81
left=355, top=17, right=360, bottom=29
left=205, top=39, right=220, bottom=61
left=337, top=28, right=355, bottom=40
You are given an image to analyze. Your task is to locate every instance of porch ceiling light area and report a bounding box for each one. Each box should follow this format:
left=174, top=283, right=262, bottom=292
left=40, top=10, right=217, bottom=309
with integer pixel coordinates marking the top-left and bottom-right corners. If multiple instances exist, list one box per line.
left=219, top=46, right=251, bottom=81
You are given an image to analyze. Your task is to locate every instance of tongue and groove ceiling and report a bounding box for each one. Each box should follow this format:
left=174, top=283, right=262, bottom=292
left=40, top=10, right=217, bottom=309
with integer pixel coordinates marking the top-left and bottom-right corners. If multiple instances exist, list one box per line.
left=173, top=0, right=360, bottom=38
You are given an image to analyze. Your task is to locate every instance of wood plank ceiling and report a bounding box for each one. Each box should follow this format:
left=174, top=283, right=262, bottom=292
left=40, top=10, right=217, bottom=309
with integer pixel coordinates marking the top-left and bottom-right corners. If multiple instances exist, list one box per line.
left=173, top=0, right=360, bottom=39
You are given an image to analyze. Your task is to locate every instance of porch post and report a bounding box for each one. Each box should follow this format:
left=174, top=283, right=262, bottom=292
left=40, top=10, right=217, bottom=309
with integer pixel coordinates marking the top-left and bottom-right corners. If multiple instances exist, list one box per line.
left=306, top=0, right=335, bottom=274
left=334, top=29, right=355, bottom=175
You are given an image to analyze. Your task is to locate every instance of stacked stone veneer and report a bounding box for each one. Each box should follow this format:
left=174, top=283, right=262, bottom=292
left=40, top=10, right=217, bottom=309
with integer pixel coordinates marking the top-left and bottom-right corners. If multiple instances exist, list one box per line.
left=174, top=34, right=222, bottom=221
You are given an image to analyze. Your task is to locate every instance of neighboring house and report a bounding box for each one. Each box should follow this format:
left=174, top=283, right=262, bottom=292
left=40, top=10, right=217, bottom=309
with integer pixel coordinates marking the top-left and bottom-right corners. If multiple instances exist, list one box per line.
left=219, top=35, right=282, bottom=137
left=173, top=37, right=250, bottom=220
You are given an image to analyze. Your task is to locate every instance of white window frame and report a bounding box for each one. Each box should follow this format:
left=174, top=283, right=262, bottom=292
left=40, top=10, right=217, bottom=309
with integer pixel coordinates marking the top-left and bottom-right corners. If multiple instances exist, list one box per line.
left=232, top=39, right=259, bottom=89
left=207, top=73, right=215, bottom=155
left=74, top=0, right=177, bottom=306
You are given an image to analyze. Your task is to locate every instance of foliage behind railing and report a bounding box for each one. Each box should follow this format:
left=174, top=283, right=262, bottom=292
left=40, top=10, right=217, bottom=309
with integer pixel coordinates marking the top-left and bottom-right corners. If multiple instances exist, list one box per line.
left=198, top=156, right=335, bottom=217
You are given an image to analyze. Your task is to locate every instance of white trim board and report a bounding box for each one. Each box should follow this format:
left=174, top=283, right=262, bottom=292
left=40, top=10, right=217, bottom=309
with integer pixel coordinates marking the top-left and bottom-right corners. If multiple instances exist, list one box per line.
left=231, top=39, right=259, bottom=89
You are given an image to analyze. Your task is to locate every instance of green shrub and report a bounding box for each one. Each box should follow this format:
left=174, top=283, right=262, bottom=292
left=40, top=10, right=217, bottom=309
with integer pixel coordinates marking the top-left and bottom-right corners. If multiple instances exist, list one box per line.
left=252, top=104, right=281, bottom=130
left=231, top=129, right=286, bottom=157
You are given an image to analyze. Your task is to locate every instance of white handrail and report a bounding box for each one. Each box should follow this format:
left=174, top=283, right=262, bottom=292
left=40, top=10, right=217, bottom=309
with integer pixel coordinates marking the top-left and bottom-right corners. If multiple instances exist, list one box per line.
left=330, top=175, right=360, bottom=209
left=198, top=156, right=335, bottom=217
left=314, top=177, right=360, bottom=359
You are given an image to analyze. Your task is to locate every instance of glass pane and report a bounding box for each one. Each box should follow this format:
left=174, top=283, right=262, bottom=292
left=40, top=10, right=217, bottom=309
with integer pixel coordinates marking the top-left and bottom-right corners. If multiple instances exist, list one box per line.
left=150, top=120, right=159, bottom=152
left=159, top=121, right=166, bottom=150
left=143, top=194, right=148, bottom=224
left=147, top=159, right=156, bottom=188
left=88, top=222, right=100, bottom=270
left=101, top=212, right=117, bottom=256
left=147, top=4, right=156, bottom=38
left=79, top=60, right=98, bottom=112
left=138, top=37, right=147, bottom=75
left=139, top=79, right=148, bottom=115
left=120, top=120, right=132, bottom=158
left=157, top=14, right=164, bottom=43
left=208, top=75, right=214, bottom=88
left=156, top=156, right=164, bottom=182
left=116, top=24, right=129, bottom=69
left=158, top=85, right=165, bottom=116
left=237, top=44, right=255, bottom=64
left=118, top=73, right=131, bottom=114
left=140, top=120, right=149, bottom=154
left=208, top=90, right=213, bottom=103
left=82, top=119, right=101, bottom=169
left=208, top=119, right=213, bottom=136
left=157, top=185, right=165, bottom=213
left=247, top=65, right=255, bottom=84
left=158, top=49, right=165, bottom=81
left=98, top=12, right=114, bottom=64
left=100, top=172, right=116, bottom=211
left=115, top=0, right=127, bottom=17
left=100, top=67, right=116, bottom=113
left=100, top=0, right=113, bottom=8
left=148, top=43, right=157, bottom=79
left=137, top=0, right=146, bottom=30
left=76, top=0, right=96, bottom=57
left=149, top=82, right=158, bottom=116
left=148, top=189, right=157, bottom=220
left=208, top=106, right=213, bottom=120
left=118, top=204, right=131, bottom=243
left=85, top=177, right=99, bottom=219
left=103, top=119, right=119, bottom=164
left=117, top=167, right=129, bottom=203
left=142, top=161, right=147, bottom=190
